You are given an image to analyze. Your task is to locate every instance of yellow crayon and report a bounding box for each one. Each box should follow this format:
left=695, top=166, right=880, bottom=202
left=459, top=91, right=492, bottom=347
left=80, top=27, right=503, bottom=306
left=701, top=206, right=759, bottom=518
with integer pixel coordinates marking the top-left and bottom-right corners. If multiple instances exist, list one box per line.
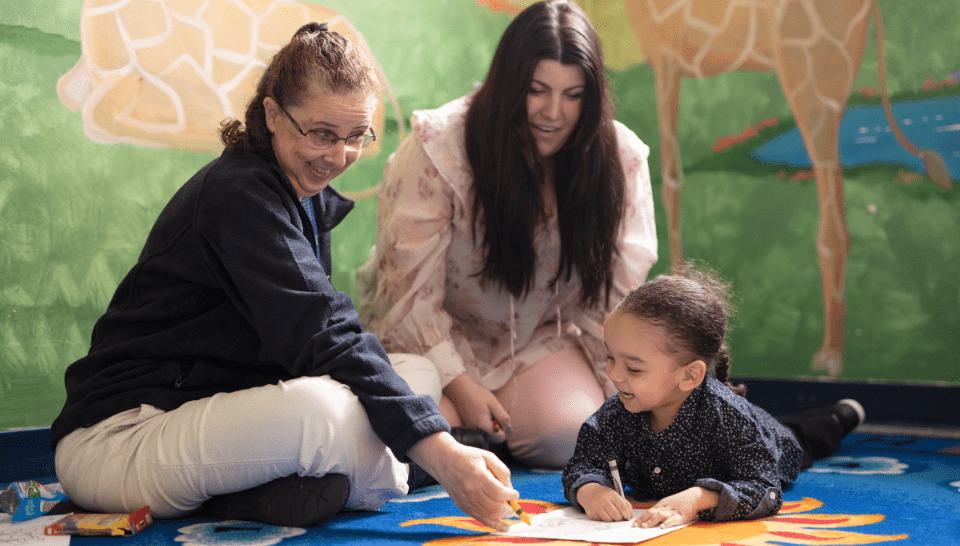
left=508, top=499, right=532, bottom=526
left=489, top=468, right=532, bottom=525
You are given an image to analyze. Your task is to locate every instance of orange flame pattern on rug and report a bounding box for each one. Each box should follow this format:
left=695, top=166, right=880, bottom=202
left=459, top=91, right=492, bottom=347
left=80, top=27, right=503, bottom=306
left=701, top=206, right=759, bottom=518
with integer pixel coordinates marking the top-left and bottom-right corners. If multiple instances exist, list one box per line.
left=401, top=497, right=908, bottom=546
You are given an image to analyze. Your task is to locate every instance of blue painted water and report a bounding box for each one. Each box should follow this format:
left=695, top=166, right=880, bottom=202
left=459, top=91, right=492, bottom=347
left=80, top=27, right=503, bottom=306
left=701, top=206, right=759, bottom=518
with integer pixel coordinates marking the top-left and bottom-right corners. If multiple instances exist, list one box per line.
left=751, top=95, right=960, bottom=183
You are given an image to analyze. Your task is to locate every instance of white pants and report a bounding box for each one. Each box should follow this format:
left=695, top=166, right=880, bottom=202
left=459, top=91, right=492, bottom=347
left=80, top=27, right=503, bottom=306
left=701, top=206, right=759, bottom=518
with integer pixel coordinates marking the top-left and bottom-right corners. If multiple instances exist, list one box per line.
left=55, top=355, right=432, bottom=518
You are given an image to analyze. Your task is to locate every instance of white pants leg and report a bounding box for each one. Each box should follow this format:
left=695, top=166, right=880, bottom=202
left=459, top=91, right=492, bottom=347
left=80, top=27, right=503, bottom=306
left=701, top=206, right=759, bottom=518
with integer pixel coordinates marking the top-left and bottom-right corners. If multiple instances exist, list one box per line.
left=389, top=353, right=442, bottom=406
left=55, top=375, right=408, bottom=519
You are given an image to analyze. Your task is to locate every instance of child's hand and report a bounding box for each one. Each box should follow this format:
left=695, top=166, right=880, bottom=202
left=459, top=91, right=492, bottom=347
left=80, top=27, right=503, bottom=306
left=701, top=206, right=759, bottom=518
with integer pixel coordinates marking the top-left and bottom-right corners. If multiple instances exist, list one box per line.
left=576, top=482, right=634, bottom=522
left=633, top=487, right=718, bottom=529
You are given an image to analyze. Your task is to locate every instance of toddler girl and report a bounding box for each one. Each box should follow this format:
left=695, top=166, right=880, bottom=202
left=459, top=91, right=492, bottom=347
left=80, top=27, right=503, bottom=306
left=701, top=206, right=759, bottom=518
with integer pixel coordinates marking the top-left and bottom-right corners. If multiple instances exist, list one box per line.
left=562, top=266, right=864, bottom=528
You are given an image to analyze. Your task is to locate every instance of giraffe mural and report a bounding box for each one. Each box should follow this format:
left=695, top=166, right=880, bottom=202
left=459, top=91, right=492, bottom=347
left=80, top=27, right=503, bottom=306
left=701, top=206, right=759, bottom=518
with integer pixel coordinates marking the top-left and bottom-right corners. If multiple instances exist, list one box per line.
left=57, top=0, right=403, bottom=200
left=624, top=0, right=952, bottom=376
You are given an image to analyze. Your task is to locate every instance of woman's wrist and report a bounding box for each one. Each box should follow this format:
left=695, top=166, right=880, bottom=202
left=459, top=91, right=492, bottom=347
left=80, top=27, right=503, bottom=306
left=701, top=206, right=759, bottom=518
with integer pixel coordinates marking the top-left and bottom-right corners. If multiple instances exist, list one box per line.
left=441, top=372, right=474, bottom=401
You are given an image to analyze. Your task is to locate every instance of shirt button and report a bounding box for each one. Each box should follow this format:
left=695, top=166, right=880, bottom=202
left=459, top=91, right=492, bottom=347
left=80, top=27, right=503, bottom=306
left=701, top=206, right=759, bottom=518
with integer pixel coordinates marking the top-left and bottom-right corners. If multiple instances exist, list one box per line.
left=653, top=467, right=661, bottom=474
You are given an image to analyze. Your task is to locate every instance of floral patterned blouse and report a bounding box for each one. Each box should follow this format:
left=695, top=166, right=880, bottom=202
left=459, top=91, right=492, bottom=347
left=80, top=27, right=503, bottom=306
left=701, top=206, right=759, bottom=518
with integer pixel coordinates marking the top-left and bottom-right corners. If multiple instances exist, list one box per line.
left=356, top=93, right=658, bottom=394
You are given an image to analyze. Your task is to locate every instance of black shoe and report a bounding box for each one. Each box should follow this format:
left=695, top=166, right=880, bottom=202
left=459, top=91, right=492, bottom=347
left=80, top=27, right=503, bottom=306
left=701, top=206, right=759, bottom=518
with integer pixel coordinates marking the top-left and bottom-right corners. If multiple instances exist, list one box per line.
left=450, top=426, right=490, bottom=451
left=406, top=462, right=438, bottom=491
left=830, top=399, right=866, bottom=435
left=450, top=426, right=516, bottom=464
left=202, top=473, right=350, bottom=527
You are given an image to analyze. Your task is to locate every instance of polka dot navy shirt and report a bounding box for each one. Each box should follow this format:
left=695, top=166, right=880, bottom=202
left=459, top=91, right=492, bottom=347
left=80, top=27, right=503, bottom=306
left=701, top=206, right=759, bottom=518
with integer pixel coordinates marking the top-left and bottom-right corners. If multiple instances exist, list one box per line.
left=562, top=374, right=804, bottom=522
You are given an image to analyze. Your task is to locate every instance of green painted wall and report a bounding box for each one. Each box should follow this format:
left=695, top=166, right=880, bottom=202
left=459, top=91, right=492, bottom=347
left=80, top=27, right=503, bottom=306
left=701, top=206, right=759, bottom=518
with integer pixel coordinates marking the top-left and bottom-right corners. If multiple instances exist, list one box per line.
left=1, top=0, right=958, bottom=432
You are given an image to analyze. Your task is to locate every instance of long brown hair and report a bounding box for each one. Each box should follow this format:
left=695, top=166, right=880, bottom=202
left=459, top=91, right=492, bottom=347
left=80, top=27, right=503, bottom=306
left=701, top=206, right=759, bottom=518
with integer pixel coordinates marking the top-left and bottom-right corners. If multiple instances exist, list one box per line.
left=617, top=264, right=747, bottom=396
left=464, top=0, right=625, bottom=308
left=220, top=23, right=381, bottom=160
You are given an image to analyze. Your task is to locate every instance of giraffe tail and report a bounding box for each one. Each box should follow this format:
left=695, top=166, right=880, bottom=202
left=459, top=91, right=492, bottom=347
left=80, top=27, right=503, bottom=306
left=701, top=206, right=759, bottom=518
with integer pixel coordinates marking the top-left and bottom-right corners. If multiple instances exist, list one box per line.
left=870, top=0, right=952, bottom=189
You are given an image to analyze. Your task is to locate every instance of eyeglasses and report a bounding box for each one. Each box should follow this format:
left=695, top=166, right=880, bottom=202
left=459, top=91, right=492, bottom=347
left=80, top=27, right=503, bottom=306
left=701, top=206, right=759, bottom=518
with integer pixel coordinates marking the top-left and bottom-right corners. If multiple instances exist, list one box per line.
left=276, top=102, right=377, bottom=152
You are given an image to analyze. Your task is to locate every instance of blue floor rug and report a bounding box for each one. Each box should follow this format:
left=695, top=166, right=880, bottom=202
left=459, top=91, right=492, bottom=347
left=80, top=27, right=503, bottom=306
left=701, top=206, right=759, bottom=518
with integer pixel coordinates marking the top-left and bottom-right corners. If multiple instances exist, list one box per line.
left=3, top=431, right=959, bottom=545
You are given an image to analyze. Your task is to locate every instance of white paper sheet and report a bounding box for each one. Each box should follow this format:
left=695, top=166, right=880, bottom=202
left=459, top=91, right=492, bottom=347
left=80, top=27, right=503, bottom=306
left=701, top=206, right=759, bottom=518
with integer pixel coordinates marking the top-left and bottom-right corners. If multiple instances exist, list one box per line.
left=0, top=513, right=71, bottom=546
left=495, top=507, right=690, bottom=544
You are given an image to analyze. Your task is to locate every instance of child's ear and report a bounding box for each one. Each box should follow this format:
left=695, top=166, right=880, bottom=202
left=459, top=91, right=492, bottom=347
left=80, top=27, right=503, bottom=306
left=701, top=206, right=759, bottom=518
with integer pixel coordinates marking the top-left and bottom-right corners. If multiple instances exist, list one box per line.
left=680, top=360, right=707, bottom=392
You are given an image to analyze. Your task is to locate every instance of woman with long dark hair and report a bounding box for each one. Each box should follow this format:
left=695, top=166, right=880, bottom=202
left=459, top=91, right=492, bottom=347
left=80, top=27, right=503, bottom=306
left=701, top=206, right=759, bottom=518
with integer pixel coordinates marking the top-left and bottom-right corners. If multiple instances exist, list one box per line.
left=358, top=0, right=657, bottom=468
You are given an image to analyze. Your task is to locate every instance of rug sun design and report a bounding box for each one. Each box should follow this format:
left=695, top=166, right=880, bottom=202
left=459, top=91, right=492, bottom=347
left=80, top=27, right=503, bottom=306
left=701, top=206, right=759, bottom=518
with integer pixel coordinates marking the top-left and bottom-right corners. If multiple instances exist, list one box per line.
left=401, top=498, right=908, bottom=546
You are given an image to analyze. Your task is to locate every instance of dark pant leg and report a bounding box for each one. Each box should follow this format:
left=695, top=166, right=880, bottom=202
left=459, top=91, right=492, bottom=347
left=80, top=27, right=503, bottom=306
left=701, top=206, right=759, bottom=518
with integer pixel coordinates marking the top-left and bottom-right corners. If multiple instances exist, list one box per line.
left=780, top=406, right=845, bottom=471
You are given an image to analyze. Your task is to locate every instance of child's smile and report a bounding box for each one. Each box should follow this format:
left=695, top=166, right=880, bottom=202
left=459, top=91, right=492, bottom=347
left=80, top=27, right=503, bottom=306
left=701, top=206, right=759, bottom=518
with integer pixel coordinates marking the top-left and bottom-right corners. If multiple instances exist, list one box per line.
left=603, top=309, right=698, bottom=430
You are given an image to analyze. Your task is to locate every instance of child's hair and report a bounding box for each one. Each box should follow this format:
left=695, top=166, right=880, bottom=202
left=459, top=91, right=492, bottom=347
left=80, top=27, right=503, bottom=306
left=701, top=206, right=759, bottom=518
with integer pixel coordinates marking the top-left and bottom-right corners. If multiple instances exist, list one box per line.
left=618, top=262, right=746, bottom=396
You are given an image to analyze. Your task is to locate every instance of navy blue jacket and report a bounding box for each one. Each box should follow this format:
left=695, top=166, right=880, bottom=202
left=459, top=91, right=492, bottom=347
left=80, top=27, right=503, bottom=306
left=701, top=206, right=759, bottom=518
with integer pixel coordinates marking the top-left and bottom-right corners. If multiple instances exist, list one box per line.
left=50, top=149, right=449, bottom=458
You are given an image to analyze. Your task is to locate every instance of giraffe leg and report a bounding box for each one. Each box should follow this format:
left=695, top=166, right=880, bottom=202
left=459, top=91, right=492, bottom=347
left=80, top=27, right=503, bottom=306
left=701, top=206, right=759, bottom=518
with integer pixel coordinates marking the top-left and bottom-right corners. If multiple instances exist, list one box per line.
left=768, top=0, right=870, bottom=376
left=653, top=62, right=684, bottom=272
left=809, top=162, right=849, bottom=376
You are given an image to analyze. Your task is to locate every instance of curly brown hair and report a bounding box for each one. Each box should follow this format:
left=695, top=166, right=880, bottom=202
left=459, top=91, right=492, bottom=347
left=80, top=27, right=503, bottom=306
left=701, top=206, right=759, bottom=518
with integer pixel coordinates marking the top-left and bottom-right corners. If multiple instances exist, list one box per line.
left=617, top=263, right=746, bottom=396
left=220, top=23, right=381, bottom=160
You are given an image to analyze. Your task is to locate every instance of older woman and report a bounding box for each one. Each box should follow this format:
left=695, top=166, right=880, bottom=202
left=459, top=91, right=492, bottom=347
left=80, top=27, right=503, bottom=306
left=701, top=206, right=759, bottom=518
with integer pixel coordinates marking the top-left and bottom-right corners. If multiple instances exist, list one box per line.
left=358, top=1, right=658, bottom=469
left=50, top=24, right=517, bottom=531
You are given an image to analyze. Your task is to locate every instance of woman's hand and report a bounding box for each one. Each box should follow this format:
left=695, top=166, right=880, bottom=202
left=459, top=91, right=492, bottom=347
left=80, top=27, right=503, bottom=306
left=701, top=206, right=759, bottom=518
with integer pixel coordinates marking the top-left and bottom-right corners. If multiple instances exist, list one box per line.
left=407, top=432, right=517, bottom=531
left=575, top=482, right=634, bottom=522
left=443, top=373, right=510, bottom=443
left=633, top=487, right=718, bottom=529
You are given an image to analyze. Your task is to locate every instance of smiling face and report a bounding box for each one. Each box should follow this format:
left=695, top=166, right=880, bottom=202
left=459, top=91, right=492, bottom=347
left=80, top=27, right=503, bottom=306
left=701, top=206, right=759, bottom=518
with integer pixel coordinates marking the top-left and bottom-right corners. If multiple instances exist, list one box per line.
left=265, top=89, right=377, bottom=199
left=526, top=59, right=585, bottom=159
left=604, top=308, right=703, bottom=430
